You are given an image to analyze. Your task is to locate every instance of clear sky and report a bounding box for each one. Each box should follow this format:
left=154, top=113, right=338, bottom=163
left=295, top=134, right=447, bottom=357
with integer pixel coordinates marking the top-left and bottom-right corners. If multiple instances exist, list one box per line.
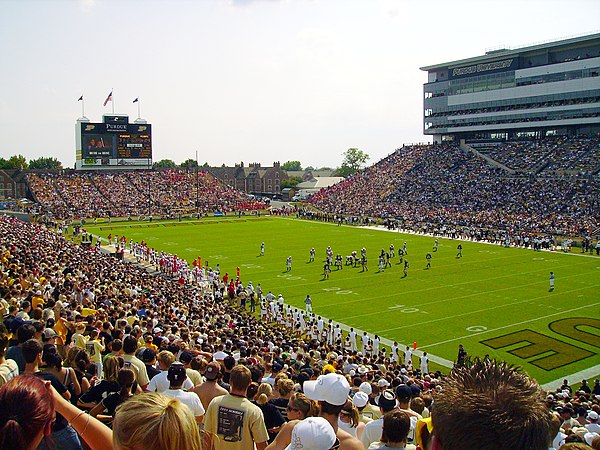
left=0, top=0, right=598, bottom=169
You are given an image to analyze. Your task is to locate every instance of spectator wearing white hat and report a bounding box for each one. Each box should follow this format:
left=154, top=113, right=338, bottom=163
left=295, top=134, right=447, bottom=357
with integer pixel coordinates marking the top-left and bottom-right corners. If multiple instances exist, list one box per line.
left=352, top=391, right=373, bottom=424
left=284, top=417, right=338, bottom=450
left=361, top=382, right=382, bottom=421
left=587, top=411, right=600, bottom=434
left=266, top=373, right=362, bottom=450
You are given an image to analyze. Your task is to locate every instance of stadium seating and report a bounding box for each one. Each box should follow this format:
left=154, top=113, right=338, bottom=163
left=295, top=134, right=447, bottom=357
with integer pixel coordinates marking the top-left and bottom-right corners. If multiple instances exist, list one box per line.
left=310, top=139, right=600, bottom=237
left=27, top=169, right=265, bottom=219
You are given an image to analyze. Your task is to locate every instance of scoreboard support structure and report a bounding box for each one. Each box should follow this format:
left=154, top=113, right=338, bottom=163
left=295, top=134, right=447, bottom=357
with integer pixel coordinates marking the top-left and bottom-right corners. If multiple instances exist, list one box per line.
left=75, top=114, right=152, bottom=171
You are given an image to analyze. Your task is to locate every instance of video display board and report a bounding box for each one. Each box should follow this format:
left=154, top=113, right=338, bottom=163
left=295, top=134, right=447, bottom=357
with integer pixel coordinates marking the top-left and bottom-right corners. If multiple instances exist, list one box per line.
left=81, top=123, right=152, bottom=160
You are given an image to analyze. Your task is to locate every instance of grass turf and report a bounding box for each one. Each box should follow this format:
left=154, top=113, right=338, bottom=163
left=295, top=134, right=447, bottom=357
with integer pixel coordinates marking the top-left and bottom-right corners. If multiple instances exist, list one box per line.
left=86, top=215, right=600, bottom=386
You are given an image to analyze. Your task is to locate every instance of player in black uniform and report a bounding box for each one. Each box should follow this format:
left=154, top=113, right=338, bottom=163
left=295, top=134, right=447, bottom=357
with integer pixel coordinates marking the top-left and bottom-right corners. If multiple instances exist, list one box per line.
left=398, top=248, right=404, bottom=264
left=323, top=261, right=331, bottom=279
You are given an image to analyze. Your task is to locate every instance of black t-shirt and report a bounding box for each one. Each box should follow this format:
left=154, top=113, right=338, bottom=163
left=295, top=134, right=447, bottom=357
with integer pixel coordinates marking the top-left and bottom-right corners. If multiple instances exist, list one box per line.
left=255, top=401, right=286, bottom=442
left=35, top=371, right=69, bottom=431
left=269, top=397, right=289, bottom=421
left=99, top=331, right=113, bottom=354
left=102, top=392, right=132, bottom=416
left=145, top=364, right=161, bottom=381
left=79, top=379, right=120, bottom=404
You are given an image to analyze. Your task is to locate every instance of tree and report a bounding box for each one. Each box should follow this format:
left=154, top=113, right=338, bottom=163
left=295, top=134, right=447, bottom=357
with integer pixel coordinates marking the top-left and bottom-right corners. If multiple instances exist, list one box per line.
left=280, top=176, right=303, bottom=189
left=180, top=159, right=199, bottom=169
left=29, top=157, right=63, bottom=170
left=0, top=154, right=28, bottom=170
left=281, top=161, right=302, bottom=171
left=153, top=159, right=176, bottom=169
left=335, top=148, right=369, bottom=178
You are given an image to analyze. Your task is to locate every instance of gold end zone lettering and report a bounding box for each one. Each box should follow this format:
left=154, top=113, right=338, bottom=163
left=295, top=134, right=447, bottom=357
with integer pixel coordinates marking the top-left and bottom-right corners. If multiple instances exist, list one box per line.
left=549, top=318, right=600, bottom=348
left=481, top=329, right=594, bottom=371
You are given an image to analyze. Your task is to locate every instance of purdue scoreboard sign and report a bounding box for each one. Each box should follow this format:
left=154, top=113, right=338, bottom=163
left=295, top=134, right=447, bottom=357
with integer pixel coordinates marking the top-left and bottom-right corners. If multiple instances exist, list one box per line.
left=76, top=115, right=152, bottom=170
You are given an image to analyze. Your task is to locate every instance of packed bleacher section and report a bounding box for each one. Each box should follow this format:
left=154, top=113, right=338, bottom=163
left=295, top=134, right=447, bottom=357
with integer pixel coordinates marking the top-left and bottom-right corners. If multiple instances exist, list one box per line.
left=310, top=139, right=600, bottom=238
left=477, top=137, right=600, bottom=174
left=1, top=214, right=600, bottom=449
left=27, top=169, right=266, bottom=219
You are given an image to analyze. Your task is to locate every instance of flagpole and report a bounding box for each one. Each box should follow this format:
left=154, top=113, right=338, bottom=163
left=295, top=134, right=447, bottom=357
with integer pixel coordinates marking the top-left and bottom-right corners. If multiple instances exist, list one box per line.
left=81, top=98, right=85, bottom=118
left=138, top=98, right=141, bottom=119
left=112, top=87, right=115, bottom=114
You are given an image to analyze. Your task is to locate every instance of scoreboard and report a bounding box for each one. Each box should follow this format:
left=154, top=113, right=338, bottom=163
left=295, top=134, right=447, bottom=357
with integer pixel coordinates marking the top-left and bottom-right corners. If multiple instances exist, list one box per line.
left=116, top=133, right=152, bottom=159
left=80, top=122, right=152, bottom=161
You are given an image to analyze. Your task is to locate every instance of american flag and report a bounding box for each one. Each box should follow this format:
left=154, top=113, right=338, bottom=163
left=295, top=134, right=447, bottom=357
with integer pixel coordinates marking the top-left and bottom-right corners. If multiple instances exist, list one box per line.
left=103, top=91, right=113, bottom=106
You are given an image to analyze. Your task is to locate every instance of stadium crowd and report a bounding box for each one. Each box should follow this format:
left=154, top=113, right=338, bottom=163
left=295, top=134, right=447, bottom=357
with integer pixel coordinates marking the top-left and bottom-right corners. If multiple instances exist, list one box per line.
left=1, top=214, right=600, bottom=450
left=27, top=169, right=265, bottom=220
left=479, top=137, right=599, bottom=173
left=310, top=141, right=599, bottom=239
left=24, top=138, right=599, bottom=243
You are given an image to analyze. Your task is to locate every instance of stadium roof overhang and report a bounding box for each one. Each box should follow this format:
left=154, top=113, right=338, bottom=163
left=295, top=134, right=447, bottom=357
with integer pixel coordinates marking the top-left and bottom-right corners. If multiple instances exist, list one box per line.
left=419, top=33, right=600, bottom=72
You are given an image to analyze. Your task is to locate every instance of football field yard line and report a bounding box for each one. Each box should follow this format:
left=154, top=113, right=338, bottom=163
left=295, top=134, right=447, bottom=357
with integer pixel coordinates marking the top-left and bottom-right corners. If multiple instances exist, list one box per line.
left=418, top=301, right=600, bottom=349
left=376, top=285, right=594, bottom=334
left=320, top=264, right=594, bottom=319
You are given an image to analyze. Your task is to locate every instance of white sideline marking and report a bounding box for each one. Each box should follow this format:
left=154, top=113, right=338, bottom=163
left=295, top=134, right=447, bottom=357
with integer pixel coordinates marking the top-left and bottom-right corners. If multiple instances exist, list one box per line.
left=541, top=365, right=600, bottom=391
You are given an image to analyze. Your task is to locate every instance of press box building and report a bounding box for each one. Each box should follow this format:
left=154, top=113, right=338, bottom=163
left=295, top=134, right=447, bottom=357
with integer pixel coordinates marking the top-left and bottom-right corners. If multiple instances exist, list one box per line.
left=420, top=33, right=600, bottom=142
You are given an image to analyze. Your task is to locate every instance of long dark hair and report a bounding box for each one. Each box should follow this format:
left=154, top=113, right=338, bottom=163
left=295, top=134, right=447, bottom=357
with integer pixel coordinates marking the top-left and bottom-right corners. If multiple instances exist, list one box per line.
left=42, top=345, right=63, bottom=369
left=118, top=369, right=136, bottom=404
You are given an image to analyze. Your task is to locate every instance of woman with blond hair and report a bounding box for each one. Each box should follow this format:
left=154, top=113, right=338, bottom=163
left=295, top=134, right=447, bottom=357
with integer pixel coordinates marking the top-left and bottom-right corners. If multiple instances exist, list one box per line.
left=270, top=377, right=295, bottom=420
left=113, top=393, right=202, bottom=450
left=51, top=385, right=203, bottom=450
left=253, top=383, right=286, bottom=443
left=338, top=399, right=365, bottom=439
left=265, top=392, right=319, bottom=450
left=78, top=355, right=123, bottom=409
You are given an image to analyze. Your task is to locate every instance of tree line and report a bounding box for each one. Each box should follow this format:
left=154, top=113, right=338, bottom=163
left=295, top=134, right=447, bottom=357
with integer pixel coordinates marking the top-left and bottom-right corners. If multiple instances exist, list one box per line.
left=0, top=149, right=370, bottom=181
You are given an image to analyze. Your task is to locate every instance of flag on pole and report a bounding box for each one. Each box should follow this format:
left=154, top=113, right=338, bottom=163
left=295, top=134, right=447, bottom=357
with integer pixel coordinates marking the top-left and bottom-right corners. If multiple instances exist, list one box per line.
left=133, top=98, right=139, bottom=103
left=78, top=95, right=83, bottom=101
left=103, top=91, right=113, bottom=106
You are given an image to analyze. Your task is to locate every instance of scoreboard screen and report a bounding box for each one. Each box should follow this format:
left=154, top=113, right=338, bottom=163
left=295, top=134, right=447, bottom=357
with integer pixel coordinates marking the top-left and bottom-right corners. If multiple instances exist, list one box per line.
left=117, top=133, right=151, bottom=158
left=81, top=123, right=152, bottom=160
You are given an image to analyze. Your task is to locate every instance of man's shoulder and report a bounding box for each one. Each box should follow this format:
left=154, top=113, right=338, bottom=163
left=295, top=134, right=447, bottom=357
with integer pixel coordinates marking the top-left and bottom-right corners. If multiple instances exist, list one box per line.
left=337, top=427, right=364, bottom=449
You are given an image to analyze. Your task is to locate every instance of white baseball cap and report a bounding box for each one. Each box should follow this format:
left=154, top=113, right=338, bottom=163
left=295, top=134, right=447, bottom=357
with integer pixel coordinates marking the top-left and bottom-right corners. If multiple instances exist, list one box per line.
left=352, top=391, right=369, bottom=408
left=285, top=417, right=337, bottom=450
left=359, top=381, right=372, bottom=395
left=303, top=373, right=350, bottom=406
left=377, top=378, right=390, bottom=388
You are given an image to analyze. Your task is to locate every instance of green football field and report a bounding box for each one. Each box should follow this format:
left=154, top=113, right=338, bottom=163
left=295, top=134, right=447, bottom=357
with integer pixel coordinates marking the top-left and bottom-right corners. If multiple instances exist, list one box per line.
left=86, top=216, right=600, bottom=387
